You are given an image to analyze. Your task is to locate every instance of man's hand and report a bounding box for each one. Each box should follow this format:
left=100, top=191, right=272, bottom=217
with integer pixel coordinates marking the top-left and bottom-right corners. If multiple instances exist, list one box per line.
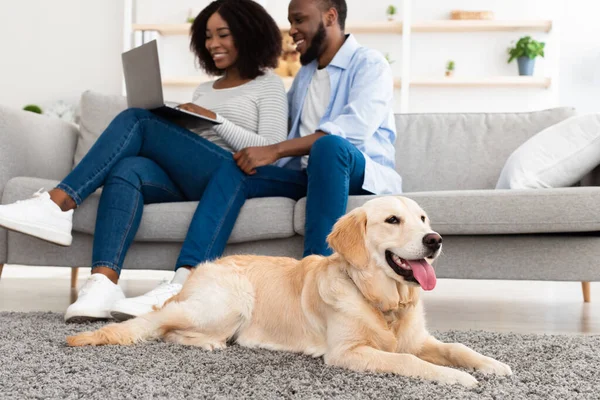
left=233, top=132, right=326, bottom=174
left=177, top=103, right=217, bottom=120
left=234, top=145, right=280, bottom=175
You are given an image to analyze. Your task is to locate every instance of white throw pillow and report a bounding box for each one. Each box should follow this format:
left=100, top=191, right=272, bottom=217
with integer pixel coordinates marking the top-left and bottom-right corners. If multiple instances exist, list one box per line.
left=496, top=113, right=600, bottom=189
left=74, top=90, right=127, bottom=167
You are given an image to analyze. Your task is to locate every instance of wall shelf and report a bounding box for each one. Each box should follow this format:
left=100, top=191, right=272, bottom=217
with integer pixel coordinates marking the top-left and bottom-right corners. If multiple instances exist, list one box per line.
left=163, top=76, right=296, bottom=90
left=405, top=76, right=551, bottom=88
left=411, top=20, right=552, bottom=33
left=162, top=77, right=211, bottom=86
left=163, top=76, right=550, bottom=90
left=132, top=20, right=552, bottom=36
left=131, top=22, right=404, bottom=35
left=133, top=24, right=190, bottom=35
left=125, top=0, right=555, bottom=113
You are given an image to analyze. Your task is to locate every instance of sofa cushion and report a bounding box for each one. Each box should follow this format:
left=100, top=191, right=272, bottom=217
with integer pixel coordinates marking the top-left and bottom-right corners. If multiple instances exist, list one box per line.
left=3, top=177, right=297, bottom=244
left=496, top=113, right=600, bottom=189
left=393, top=107, right=577, bottom=192
left=293, top=187, right=600, bottom=235
left=75, top=90, right=127, bottom=166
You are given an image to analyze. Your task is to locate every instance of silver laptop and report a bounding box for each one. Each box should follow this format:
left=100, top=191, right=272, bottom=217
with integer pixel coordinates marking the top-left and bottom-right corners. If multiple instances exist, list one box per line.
left=121, top=40, right=220, bottom=130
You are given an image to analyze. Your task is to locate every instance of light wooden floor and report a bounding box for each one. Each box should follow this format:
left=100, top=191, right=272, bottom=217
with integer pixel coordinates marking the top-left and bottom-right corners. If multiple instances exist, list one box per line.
left=1, top=265, right=598, bottom=335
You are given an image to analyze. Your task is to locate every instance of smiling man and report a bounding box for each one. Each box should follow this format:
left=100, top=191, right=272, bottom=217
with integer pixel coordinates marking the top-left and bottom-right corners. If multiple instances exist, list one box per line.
left=183, top=0, right=403, bottom=261
left=233, top=0, right=403, bottom=255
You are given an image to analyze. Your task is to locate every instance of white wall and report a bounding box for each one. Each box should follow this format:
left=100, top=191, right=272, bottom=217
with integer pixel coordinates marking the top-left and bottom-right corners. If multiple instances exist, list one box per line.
left=558, top=0, right=600, bottom=115
left=0, top=0, right=123, bottom=110
left=0, top=0, right=597, bottom=114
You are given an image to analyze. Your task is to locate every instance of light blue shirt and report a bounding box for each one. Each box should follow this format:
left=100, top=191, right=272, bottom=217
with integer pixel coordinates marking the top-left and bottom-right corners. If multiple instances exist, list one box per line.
left=276, top=34, right=403, bottom=195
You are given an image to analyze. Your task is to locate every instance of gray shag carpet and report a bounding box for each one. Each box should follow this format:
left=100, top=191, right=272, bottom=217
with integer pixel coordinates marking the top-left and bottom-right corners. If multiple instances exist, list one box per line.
left=0, top=312, right=598, bottom=400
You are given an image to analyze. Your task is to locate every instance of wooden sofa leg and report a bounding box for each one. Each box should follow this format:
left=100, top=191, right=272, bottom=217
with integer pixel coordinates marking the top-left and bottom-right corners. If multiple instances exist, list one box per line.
left=0, top=264, right=4, bottom=280
left=582, top=282, right=591, bottom=303
left=71, top=267, right=79, bottom=289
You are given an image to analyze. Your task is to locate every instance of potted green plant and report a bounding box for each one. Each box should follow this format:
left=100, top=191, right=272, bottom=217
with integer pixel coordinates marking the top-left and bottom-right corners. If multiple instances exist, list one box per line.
left=445, top=60, right=455, bottom=77
left=23, top=104, right=43, bottom=114
left=386, top=5, right=397, bottom=21
left=186, top=9, right=195, bottom=24
left=507, top=36, right=545, bottom=76
left=384, top=53, right=395, bottom=64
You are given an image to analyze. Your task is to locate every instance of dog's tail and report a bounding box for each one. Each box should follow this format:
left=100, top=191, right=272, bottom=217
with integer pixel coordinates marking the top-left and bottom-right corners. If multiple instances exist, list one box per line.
left=152, top=291, right=184, bottom=311
left=66, top=303, right=193, bottom=347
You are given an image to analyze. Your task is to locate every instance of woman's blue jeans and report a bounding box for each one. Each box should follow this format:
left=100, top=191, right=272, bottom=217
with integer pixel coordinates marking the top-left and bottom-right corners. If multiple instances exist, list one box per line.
left=58, top=108, right=369, bottom=275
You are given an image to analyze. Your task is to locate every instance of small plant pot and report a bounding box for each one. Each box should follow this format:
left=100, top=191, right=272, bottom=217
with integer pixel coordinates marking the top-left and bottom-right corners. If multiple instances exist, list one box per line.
left=387, top=15, right=396, bottom=21
left=517, top=56, right=535, bottom=76
left=445, top=71, right=454, bottom=77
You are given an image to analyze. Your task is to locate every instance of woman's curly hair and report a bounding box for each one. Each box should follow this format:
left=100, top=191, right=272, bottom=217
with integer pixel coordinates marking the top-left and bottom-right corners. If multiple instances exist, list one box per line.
left=190, top=0, right=282, bottom=79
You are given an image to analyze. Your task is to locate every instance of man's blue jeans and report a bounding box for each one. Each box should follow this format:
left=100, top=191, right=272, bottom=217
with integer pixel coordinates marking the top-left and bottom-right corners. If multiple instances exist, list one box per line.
left=58, top=108, right=369, bottom=275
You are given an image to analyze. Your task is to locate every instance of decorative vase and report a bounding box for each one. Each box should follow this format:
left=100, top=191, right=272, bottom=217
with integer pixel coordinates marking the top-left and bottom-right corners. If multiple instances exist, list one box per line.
left=517, top=56, right=535, bottom=76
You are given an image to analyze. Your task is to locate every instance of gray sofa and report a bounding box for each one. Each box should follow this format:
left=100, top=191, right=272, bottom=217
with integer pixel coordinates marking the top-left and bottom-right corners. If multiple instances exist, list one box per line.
left=1, top=95, right=598, bottom=301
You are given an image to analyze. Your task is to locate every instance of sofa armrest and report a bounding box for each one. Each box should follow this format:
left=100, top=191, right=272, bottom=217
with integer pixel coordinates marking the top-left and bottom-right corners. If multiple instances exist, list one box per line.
left=0, top=106, right=78, bottom=264
left=0, top=105, right=78, bottom=194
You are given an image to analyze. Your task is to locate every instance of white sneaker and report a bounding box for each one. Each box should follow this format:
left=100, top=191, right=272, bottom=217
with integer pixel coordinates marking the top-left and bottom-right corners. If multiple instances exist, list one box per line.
left=111, top=281, right=183, bottom=321
left=0, top=189, right=73, bottom=246
left=65, top=274, right=125, bottom=323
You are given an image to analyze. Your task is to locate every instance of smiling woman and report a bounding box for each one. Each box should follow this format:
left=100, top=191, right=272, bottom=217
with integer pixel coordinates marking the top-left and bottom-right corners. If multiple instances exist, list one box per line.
left=174, top=0, right=288, bottom=152
left=0, top=0, right=292, bottom=323
left=190, top=0, right=282, bottom=80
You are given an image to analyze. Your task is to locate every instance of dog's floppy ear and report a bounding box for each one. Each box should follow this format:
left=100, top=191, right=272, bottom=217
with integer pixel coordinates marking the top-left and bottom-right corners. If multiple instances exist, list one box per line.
left=327, top=208, right=369, bottom=267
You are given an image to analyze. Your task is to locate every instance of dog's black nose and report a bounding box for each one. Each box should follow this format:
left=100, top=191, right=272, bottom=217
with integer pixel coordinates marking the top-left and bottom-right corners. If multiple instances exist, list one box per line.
left=423, top=233, right=442, bottom=251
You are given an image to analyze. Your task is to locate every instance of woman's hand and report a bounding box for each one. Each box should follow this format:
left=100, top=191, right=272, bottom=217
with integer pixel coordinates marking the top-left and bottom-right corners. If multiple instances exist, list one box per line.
left=177, top=103, right=217, bottom=120
left=234, top=145, right=280, bottom=175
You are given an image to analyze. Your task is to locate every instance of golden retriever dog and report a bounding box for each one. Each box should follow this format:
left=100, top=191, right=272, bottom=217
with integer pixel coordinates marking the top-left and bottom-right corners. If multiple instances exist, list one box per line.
left=67, top=196, right=511, bottom=387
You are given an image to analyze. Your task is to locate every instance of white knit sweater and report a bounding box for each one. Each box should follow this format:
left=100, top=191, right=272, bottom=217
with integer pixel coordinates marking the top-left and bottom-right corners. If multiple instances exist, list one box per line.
left=190, top=72, right=288, bottom=152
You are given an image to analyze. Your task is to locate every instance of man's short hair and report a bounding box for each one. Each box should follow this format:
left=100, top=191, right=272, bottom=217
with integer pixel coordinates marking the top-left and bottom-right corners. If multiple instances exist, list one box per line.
left=318, top=0, right=347, bottom=31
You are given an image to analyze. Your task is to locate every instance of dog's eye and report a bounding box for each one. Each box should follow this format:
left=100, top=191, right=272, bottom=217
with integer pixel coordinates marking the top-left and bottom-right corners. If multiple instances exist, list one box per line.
left=385, top=216, right=401, bottom=224
left=421, top=216, right=426, bottom=223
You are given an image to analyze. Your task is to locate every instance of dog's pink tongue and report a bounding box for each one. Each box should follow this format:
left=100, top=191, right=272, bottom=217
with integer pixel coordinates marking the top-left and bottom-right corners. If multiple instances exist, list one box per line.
left=406, top=259, right=437, bottom=291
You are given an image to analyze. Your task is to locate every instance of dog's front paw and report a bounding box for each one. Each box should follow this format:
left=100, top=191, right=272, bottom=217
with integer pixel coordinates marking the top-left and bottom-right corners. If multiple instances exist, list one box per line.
left=475, top=357, right=512, bottom=376
left=66, top=332, right=97, bottom=347
left=435, top=367, right=478, bottom=387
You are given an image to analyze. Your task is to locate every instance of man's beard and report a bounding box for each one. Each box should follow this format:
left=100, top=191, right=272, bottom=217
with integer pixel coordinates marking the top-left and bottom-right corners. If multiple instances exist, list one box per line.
left=300, top=22, right=327, bottom=65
